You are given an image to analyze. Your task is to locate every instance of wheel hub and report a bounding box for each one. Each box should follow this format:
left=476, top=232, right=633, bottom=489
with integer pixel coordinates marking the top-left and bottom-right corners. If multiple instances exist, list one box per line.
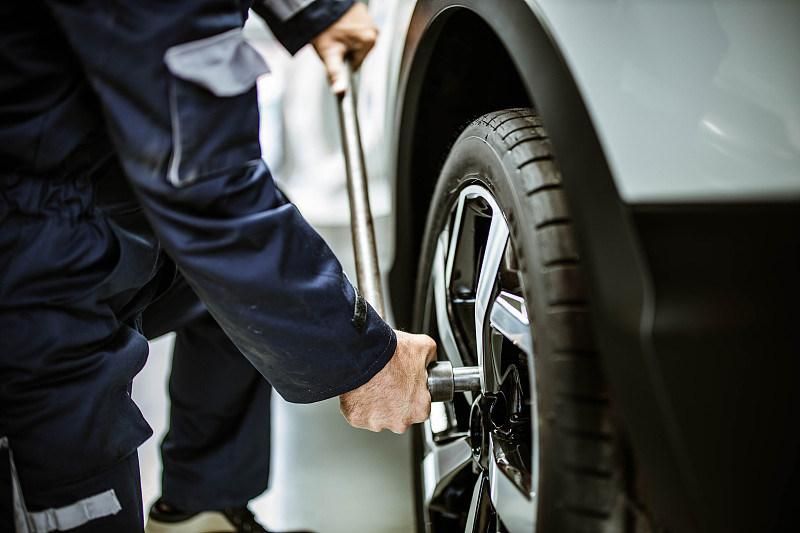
left=469, top=396, right=489, bottom=469
left=419, top=184, right=539, bottom=533
left=468, top=367, right=529, bottom=480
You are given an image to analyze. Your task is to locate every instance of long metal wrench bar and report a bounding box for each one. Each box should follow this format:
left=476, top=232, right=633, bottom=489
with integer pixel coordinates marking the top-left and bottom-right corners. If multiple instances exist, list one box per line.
left=337, top=61, right=385, bottom=317
left=336, top=62, right=478, bottom=402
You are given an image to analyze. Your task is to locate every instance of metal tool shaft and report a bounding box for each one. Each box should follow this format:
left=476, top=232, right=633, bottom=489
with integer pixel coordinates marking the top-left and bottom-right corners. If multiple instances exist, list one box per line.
left=336, top=63, right=476, bottom=403
left=336, top=62, right=385, bottom=317
left=426, top=361, right=482, bottom=402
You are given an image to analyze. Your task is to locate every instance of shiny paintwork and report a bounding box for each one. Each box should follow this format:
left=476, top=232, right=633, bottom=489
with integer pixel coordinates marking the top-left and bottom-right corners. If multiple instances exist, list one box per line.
left=527, top=0, right=800, bottom=202
left=279, top=0, right=799, bottom=260
left=347, top=0, right=800, bottom=204
left=274, top=4, right=799, bottom=529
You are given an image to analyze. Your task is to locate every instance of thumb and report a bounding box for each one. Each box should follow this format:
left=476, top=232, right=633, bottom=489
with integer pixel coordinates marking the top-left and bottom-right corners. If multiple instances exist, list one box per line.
left=321, top=44, right=348, bottom=95
left=426, top=350, right=437, bottom=366
left=424, top=336, right=438, bottom=365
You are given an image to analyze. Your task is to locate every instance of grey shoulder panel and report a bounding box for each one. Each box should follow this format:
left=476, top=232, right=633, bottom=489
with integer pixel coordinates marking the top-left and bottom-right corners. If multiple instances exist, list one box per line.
left=164, top=28, right=269, bottom=97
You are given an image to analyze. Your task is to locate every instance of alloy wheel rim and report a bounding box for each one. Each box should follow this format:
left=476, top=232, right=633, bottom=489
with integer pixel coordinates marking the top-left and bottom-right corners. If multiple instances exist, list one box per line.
left=420, top=183, right=539, bottom=533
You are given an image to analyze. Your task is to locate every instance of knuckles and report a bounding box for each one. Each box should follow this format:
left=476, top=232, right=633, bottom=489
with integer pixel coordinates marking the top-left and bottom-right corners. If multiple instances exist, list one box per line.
left=340, top=402, right=366, bottom=429
left=358, top=28, right=378, bottom=47
left=339, top=333, right=436, bottom=433
left=390, top=422, right=410, bottom=434
left=423, top=336, right=436, bottom=350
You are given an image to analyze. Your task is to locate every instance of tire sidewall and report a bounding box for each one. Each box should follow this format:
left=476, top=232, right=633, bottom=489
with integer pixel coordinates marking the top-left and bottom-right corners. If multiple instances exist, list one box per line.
left=413, top=125, right=562, bottom=532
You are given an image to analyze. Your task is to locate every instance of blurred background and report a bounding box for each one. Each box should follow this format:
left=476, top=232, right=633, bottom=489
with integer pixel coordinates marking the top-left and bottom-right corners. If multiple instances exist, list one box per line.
left=133, top=14, right=413, bottom=533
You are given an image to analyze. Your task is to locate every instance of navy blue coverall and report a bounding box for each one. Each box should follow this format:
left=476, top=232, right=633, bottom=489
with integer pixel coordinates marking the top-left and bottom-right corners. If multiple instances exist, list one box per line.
left=0, top=0, right=395, bottom=530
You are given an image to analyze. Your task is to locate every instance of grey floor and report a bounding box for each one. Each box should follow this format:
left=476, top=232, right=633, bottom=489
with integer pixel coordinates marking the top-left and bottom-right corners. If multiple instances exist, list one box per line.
left=133, top=224, right=414, bottom=533
left=134, top=339, right=414, bottom=533
left=132, top=219, right=414, bottom=533
left=132, top=19, right=415, bottom=532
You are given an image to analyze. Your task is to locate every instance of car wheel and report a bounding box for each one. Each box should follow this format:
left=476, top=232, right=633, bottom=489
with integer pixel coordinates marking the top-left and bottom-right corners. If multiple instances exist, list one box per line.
left=413, top=109, right=626, bottom=532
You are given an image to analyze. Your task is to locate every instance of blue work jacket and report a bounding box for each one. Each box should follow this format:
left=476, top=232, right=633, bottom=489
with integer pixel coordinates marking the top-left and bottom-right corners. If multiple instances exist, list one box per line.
left=0, top=0, right=396, bottom=403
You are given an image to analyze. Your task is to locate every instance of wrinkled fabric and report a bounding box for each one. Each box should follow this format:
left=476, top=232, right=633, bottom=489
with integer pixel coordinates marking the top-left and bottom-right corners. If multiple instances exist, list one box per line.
left=39, top=0, right=396, bottom=402
left=0, top=146, right=160, bottom=487
left=252, top=0, right=355, bottom=54
left=142, top=279, right=273, bottom=514
left=1, top=0, right=392, bottom=529
left=0, top=0, right=394, bottom=404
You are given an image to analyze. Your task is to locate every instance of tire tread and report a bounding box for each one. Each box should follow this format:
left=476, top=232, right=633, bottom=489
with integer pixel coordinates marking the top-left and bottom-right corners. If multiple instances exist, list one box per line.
left=485, top=109, right=625, bottom=532
left=416, top=108, right=626, bottom=533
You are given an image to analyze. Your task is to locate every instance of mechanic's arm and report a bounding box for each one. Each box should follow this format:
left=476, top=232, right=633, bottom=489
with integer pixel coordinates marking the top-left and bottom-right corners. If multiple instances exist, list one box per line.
left=253, top=0, right=429, bottom=432
left=252, top=0, right=377, bottom=93
left=45, top=0, right=429, bottom=432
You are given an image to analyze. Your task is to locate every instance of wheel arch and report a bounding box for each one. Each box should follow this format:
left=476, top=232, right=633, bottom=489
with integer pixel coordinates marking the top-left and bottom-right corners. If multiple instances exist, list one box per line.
left=389, top=1, right=699, bottom=531
left=390, top=0, right=634, bottom=332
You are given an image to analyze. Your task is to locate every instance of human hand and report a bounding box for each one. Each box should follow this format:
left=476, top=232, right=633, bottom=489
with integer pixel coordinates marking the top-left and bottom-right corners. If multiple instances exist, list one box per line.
left=339, top=330, right=436, bottom=433
left=311, top=2, right=378, bottom=94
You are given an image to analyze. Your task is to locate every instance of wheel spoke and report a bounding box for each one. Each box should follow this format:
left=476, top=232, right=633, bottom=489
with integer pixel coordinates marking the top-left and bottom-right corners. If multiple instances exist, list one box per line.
left=490, top=291, right=533, bottom=356
left=474, top=205, right=509, bottom=393
left=444, top=189, right=469, bottom=290
left=433, top=232, right=463, bottom=366
left=422, top=436, right=473, bottom=502
left=464, top=475, right=492, bottom=533
left=423, top=183, right=539, bottom=533
left=487, top=439, right=537, bottom=533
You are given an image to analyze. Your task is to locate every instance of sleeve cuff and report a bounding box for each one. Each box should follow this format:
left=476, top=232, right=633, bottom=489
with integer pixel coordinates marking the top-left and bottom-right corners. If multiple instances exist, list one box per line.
left=287, top=304, right=397, bottom=403
left=254, top=0, right=355, bottom=55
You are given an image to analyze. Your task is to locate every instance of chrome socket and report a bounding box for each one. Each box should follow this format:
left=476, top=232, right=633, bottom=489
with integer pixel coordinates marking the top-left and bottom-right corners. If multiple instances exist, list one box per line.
left=427, top=361, right=482, bottom=402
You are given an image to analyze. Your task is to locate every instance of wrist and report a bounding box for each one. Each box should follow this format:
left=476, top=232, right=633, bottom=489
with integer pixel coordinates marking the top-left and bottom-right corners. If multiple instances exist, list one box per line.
left=254, top=0, right=355, bottom=55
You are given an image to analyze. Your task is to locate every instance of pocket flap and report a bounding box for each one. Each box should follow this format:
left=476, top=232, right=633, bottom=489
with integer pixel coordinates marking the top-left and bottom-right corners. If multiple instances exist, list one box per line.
left=164, top=29, right=269, bottom=97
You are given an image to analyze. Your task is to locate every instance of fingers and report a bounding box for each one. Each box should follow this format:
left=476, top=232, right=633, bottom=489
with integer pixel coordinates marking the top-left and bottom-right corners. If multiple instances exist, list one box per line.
left=320, top=43, right=348, bottom=95
left=399, top=331, right=437, bottom=365
left=347, top=28, right=378, bottom=71
left=311, top=2, right=378, bottom=94
left=422, top=335, right=437, bottom=365
left=345, top=414, right=418, bottom=434
left=338, top=330, right=437, bottom=434
left=320, top=34, right=376, bottom=95
left=340, top=397, right=414, bottom=434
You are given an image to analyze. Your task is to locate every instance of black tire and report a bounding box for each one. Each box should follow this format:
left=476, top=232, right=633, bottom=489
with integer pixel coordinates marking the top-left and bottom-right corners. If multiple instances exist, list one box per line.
left=413, top=108, right=626, bottom=532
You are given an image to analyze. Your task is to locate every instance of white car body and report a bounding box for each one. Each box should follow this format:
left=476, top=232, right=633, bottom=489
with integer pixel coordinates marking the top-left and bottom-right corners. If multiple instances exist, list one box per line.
left=270, top=3, right=799, bottom=531
left=276, top=0, right=799, bottom=264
